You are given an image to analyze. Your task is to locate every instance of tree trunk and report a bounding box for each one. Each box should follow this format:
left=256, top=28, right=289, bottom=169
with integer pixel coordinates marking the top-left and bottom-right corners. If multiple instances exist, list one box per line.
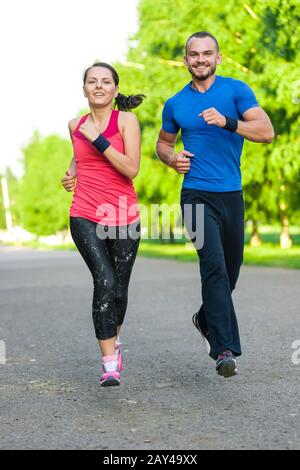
left=250, top=220, right=261, bottom=247
left=280, top=213, right=292, bottom=249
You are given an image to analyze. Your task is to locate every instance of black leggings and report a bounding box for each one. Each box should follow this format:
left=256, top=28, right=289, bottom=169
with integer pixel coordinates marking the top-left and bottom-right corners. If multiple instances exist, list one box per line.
left=70, top=217, right=140, bottom=340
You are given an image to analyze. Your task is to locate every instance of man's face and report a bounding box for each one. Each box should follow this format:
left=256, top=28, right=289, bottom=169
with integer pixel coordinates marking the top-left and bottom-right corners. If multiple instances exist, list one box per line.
left=184, top=37, right=221, bottom=81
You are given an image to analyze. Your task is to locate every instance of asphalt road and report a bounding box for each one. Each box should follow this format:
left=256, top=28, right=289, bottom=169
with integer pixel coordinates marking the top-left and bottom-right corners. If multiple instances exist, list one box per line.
left=0, top=247, right=299, bottom=450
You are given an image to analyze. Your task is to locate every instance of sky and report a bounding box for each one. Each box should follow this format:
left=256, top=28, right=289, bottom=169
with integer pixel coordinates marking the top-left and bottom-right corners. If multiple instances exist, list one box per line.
left=0, top=0, right=139, bottom=176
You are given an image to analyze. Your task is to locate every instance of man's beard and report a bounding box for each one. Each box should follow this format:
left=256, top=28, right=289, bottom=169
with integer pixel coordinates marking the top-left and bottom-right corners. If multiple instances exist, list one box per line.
left=188, top=63, right=217, bottom=81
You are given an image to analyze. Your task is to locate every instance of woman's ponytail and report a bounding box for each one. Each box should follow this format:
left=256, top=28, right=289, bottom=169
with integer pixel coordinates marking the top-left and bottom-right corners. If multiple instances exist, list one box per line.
left=115, top=93, right=146, bottom=111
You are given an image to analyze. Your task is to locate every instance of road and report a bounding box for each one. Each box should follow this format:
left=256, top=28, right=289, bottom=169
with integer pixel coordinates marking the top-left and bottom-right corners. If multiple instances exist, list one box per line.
left=0, top=247, right=299, bottom=450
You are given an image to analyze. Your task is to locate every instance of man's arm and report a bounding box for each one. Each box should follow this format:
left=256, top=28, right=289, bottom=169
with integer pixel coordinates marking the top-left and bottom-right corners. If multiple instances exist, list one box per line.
left=236, top=106, right=275, bottom=143
left=200, top=106, right=275, bottom=144
left=156, top=129, right=194, bottom=174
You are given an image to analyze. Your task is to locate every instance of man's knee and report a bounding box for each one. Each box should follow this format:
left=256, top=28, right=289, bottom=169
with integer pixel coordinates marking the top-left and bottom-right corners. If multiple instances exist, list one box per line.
left=201, top=255, right=227, bottom=281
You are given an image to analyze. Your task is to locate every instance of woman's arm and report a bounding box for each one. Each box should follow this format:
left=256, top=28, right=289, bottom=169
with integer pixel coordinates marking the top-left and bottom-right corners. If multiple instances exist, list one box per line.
left=61, top=119, right=78, bottom=192
left=68, top=156, right=77, bottom=178
left=67, top=119, right=78, bottom=177
left=61, top=157, right=77, bottom=192
left=79, top=112, right=141, bottom=179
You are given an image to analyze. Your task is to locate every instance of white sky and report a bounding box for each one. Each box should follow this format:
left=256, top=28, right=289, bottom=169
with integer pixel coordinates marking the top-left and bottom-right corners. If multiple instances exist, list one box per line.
left=0, top=0, right=139, bottom=176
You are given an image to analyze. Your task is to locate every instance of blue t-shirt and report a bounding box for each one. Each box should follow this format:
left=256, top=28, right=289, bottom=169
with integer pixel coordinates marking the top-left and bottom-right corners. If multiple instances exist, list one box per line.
left=162, top=75, right=259, bottom=192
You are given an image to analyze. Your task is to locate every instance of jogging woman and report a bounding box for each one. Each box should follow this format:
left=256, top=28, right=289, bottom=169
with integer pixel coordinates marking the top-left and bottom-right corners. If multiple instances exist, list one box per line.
left=61, top=62, right=144, bottom=387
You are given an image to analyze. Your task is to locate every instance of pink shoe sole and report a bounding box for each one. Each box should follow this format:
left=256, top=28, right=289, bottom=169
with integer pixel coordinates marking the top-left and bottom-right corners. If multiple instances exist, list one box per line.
left=100, top=372, right=120, bottom=387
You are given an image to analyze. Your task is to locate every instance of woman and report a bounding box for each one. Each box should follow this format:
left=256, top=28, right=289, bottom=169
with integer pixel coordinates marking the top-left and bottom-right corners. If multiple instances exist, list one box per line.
left=61, top=62, right=144, bottom=387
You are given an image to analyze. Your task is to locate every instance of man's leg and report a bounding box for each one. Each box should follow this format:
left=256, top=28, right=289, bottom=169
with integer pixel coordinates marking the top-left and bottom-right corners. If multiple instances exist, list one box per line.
left=196, top=191, right=244, bottom=357
left=221, top=191, right=245, bottom=292
left=181, top=189, right=241, bottom=360
left=198, top=208, right=241, bottom=359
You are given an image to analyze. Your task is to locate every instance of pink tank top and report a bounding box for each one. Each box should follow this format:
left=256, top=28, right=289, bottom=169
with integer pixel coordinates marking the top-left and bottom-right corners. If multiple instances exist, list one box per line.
left=70, top=110, right=139, bottom=226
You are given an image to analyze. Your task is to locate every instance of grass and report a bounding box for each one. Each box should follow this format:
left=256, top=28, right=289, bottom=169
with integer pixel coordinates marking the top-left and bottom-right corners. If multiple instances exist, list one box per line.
left=2, top=228, right=300, bottom=270
left=138, top=241, right=300, bottom=270
left=243, top=245, right=300, bottom=269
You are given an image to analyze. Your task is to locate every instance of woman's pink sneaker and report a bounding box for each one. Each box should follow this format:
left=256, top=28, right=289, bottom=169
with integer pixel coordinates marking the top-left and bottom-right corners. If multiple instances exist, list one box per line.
left=100, top=355, right=120, bottom=387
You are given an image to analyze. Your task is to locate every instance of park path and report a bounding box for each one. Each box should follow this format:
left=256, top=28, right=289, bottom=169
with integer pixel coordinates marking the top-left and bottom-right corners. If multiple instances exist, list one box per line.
left=0, top=248, right=299, bottom=449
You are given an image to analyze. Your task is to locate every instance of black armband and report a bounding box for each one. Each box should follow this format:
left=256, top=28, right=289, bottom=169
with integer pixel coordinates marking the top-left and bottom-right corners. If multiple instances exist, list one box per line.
left=223, top=115, right=238, bottom=133
left=92, top=134, right=111, bottom=154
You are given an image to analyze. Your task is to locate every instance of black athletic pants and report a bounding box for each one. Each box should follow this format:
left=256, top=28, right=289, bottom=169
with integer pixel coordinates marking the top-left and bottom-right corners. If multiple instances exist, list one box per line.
left=180, top=188, right=244, bottom=359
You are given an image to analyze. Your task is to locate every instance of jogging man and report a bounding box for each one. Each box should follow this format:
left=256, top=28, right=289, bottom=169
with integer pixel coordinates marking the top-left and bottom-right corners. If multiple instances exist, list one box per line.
left=156, top=32, right=274, bottom=378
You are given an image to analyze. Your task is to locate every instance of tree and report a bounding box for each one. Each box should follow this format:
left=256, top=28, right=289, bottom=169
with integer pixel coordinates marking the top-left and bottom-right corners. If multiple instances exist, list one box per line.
left=116, top=0, right=300, bottom=245
left=20, top=132, right=72, bottom=236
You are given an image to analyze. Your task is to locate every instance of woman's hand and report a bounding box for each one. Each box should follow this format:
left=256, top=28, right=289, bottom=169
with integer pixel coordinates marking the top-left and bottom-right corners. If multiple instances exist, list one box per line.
left=61, top=170, right=76, bottom=192
left=79, top=117, right=100, bottom=142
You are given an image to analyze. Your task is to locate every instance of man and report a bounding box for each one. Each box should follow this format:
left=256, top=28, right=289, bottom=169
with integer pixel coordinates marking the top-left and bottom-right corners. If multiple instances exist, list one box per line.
left=156, top=32, right=275, bottom=378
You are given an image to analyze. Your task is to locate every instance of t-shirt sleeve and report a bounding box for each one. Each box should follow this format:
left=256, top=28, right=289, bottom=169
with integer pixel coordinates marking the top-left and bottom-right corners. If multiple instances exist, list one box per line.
left=162, top=98, right=180, bottom=134
left=235, top=80, right=260, bottom=116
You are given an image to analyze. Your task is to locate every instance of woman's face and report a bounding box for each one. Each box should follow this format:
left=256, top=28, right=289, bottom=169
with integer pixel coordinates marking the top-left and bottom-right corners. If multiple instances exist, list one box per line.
left=83, top=66, right=118, bottom=107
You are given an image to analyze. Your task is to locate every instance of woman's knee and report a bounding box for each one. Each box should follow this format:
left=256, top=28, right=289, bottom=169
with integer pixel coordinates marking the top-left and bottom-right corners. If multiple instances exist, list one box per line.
left=93, top=269, right=116, bottom=295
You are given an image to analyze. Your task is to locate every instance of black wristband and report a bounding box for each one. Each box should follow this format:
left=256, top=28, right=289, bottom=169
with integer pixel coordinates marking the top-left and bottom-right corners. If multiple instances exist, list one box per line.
left=223, top=115, right=238, bottom=133
left=92, top=134, right=111, bottom=154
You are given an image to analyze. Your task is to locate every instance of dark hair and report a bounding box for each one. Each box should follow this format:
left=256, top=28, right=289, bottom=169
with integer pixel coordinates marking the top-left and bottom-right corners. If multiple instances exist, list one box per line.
left=185, top=32, right=219, bottom=53
left=83, top=62, right=145, bottom=111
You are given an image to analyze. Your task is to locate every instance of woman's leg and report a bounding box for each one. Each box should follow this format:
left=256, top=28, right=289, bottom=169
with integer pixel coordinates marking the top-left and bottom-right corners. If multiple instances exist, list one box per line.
left=69, top=217, right=118, bottom=357
left=107, top=221, right=141, bottom=330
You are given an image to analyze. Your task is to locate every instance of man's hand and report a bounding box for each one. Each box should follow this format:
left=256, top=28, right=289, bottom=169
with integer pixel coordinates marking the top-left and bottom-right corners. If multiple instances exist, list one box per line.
left=169, top=150, right=194, bottom=174
left=200, top=107, right=226, bottom=128
left=61, top=170, right=76, bottom=192
left=79, top=117, right=99, bottom=142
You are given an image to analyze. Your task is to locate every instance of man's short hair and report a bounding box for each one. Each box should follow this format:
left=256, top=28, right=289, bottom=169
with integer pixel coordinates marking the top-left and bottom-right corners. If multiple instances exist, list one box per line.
left=185, top=32, right=219, bottom=53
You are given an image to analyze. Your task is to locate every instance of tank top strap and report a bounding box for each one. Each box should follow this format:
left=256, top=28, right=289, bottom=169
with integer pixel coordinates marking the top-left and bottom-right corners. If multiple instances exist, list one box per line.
left=103, top=109, right=120, bottom=138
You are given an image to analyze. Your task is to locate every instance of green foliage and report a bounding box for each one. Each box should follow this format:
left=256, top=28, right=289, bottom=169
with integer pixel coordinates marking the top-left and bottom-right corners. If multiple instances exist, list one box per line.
left=15, top=0, right=300, bottom=239
left=20, top=132, right=73, bottom=236
left=117, top=0, right=300, bottom=234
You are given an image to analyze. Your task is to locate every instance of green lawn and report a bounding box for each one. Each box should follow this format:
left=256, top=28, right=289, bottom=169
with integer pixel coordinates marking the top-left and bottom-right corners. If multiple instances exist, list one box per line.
left=136, top=226, right=300, bottom=269
left=243, top=245, right=300, bottom=269
left=2, top=232, right=300, bottom=270
left=138, top=241, right=300, bottom=270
